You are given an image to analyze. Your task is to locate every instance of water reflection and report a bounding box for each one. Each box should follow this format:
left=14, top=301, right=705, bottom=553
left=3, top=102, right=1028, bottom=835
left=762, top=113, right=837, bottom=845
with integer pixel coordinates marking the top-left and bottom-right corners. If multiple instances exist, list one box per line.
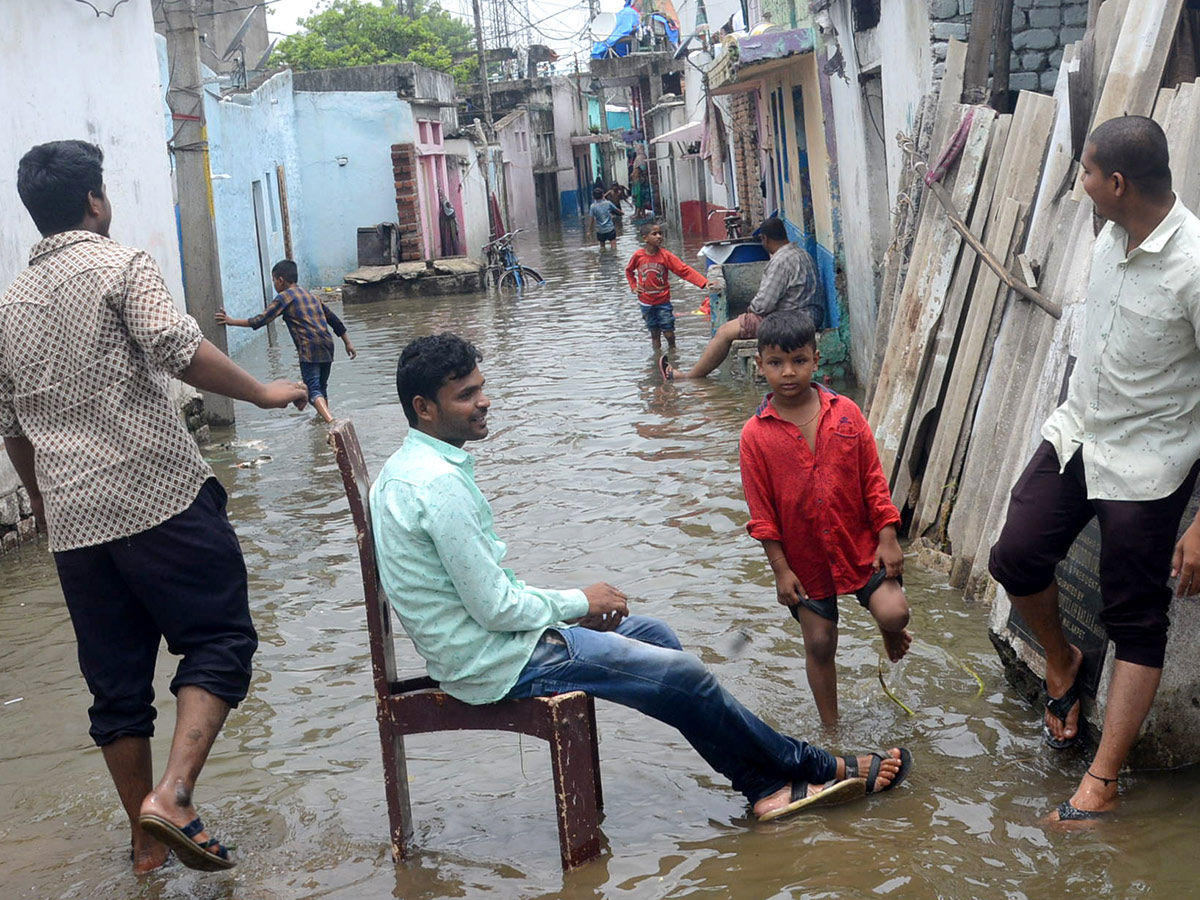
left=2, top=223, right=1200, bottom=898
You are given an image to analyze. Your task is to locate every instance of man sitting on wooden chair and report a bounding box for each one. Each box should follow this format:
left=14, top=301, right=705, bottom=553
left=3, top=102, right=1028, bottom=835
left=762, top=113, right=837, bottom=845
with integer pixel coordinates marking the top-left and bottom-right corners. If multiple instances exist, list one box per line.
left=368, top=332, right=913, bottom=823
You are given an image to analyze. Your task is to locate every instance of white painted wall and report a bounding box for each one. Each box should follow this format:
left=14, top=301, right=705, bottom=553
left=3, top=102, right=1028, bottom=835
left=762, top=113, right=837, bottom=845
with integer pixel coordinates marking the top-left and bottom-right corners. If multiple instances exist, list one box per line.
left=0, top=0, right=184, bottom=311
left=496, top=112, right=538, bottom=230
left=445, top=138, right=491, bottom=259
left=877, top=2, right=933, bottom=205
left=827, top=0, right=911, bottom=379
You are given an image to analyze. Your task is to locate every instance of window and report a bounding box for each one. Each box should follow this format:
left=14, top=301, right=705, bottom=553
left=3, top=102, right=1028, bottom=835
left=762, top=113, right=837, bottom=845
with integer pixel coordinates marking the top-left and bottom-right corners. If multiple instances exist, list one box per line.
left=852, top=0, right=880, bottom=32
left=538, top=132, right=555, bottom=158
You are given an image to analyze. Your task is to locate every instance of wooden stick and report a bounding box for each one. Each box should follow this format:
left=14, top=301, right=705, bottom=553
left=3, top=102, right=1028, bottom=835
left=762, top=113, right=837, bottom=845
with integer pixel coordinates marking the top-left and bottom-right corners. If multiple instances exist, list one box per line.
left=901, top=134, right=1062, bottom=319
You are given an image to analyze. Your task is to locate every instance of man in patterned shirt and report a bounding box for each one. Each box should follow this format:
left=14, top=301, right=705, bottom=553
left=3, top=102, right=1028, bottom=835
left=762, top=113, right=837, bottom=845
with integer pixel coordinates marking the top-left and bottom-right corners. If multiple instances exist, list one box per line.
left=989, top=117, right=1200, bottom=822
left=0, top=140, right=308, bottom=873
left=664, top=216, right=821, bottom=380
left=217, top=259, right=356, bottom=424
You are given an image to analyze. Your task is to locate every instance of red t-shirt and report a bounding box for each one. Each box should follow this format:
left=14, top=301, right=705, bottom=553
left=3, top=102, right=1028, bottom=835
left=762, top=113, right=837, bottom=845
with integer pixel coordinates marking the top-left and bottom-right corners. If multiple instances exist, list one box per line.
left=624, top=247, right=707, bottom=306
left=739, top=386, right=901, bottom=598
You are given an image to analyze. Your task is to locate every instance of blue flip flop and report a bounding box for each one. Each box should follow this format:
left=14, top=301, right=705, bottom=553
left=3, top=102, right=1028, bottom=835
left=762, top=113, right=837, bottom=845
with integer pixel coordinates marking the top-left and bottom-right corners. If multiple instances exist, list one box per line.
left=139, top=814, right=234, bottom=872
left=659, top=354, right=674, bottom=382
left=1054, top=799, right=1107, bottom=821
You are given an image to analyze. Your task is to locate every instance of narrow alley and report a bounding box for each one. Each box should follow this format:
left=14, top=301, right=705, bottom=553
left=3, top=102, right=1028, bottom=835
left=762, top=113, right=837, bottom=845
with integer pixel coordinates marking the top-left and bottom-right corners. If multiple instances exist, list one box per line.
left=4, top=224, right=1200, bottom=899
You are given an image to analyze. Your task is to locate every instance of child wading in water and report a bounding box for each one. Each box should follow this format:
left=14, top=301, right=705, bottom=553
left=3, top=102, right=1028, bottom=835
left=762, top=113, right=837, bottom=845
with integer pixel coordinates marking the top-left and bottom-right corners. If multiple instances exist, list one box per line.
left=624, top=223, right=710, bottom=355
left=739, top=311, right=912, bottom=726
left=217, top=259, right=356, bottom=424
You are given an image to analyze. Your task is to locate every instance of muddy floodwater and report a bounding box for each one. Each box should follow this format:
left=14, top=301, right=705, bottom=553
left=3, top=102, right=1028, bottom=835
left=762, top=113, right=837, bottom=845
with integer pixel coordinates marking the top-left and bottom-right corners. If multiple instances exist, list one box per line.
left=4, top=225, right=1200, bottom=900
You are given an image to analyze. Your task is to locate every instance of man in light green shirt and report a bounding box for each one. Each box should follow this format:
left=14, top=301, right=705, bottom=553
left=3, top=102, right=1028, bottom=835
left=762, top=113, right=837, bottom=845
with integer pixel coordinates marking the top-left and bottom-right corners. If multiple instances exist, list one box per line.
left=370, top=332, right=912, bottom=823
left=989, top=116, right=1200, bottom=822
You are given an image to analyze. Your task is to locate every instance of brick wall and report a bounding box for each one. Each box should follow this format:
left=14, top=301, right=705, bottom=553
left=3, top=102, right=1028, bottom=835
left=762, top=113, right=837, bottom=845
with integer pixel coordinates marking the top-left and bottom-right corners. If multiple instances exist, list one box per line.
left=391, top=143, right=423, bottom=261
left=928, top=0, right=1088, bottom=93
left=731, top=91, right=764, bottom=229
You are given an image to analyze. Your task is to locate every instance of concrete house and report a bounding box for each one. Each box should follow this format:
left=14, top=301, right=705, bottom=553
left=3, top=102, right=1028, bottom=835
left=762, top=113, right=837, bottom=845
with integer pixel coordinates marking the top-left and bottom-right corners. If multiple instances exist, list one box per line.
left=197, top=62, right=494, bottom=351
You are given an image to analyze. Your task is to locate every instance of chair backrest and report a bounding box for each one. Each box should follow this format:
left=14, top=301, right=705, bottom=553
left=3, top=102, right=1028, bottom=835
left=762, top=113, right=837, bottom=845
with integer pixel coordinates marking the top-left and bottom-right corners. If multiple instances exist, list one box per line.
left=328, top=420, right=398, bottom=699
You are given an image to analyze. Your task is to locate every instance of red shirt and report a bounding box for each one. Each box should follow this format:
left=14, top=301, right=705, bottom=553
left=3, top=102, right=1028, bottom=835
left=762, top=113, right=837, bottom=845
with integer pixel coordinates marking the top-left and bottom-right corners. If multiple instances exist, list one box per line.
left=739, top=386, right=901, bottom=598
left=625, top=247, right=707, bottom=306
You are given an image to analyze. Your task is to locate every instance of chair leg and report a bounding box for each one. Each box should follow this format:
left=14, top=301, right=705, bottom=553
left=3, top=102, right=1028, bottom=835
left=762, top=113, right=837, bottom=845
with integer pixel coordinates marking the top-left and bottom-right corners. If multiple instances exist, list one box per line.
left=587, top=695, right=603, bottom=813
left=379, top=723, right=414, bottom=860
left=548, top=701, right=603, bottom=870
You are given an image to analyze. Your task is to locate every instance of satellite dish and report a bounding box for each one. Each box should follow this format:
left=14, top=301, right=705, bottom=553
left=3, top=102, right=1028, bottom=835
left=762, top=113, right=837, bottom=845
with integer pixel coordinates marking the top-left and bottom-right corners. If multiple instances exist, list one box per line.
left=590, top=12, right=616, bottom=41
left=253, top=38, right=277, bottom=71
left=221, top=7, right=258, bottom=61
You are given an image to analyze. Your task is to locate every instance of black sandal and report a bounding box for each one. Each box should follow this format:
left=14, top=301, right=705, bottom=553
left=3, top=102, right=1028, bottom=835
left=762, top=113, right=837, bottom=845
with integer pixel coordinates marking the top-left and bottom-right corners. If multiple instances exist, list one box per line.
left=842, top=748, right=913, bottom=793
left=1042, top=668, right=1083, bottom=749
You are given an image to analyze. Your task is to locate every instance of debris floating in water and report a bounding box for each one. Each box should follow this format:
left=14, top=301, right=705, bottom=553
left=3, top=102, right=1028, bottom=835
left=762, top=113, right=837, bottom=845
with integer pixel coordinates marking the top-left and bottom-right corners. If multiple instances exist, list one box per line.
left=4, top=697, right=23, bottom=705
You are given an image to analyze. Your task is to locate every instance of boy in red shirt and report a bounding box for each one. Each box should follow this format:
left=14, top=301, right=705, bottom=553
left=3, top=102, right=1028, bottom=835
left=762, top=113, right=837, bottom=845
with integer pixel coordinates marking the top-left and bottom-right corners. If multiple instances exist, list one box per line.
left=739, top=311, right=912, bottom=726
left=625, top=223, right=710, bottom=356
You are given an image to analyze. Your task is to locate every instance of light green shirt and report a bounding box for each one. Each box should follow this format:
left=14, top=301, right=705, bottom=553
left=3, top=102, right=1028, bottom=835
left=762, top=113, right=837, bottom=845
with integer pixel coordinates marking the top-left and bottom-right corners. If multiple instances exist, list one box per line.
left=370, top=429, right=589, bottom=704
left=1042, top=195, right=1200, bottom=501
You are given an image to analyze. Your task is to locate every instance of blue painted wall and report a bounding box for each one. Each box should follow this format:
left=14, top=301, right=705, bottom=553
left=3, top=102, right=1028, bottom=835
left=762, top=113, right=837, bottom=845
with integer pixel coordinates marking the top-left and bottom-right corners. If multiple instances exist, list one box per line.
left=778, top=214, right=841, bottom=330
left=205, top=70, right=303, bottom=355
left=293, top=91, right=415, bottom=287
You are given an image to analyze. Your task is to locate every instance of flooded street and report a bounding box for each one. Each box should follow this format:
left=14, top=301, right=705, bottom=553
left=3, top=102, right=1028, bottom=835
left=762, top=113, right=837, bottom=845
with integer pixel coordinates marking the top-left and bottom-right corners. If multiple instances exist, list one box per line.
left=4, top=223, right=1200, bottom=899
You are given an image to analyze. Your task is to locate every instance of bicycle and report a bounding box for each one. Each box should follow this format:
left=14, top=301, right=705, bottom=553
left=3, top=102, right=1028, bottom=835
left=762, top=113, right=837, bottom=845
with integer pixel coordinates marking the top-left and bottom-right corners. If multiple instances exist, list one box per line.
left=482, top=229, right=545, bottom=291
left=706, top=207, right=744, bottom=239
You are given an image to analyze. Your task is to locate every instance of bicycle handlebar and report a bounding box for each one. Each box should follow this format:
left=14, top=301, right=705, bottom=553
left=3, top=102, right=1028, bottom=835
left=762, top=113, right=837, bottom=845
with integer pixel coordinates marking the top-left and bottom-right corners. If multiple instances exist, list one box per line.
left=483, top=228, right=523, bottom=249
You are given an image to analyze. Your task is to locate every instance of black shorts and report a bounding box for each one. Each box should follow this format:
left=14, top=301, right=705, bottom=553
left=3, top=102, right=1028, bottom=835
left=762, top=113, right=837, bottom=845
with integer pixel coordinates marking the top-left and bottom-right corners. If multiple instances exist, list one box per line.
left=597, top=230, right=617, bottom=244
left=988, top=441, right=1200, bottom=668
left=788, top=568, right=903, bottom=624
left=54, top=478, right=257, bottom=746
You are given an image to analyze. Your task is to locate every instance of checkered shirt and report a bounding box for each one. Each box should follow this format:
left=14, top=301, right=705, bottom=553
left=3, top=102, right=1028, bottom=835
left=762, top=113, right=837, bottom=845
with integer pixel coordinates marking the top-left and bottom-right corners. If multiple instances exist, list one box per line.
left=247, top=285, right=345, bottom=364
left=748, top=242, right=821, bottom=320
left=0, top=231, right=212, bottom=551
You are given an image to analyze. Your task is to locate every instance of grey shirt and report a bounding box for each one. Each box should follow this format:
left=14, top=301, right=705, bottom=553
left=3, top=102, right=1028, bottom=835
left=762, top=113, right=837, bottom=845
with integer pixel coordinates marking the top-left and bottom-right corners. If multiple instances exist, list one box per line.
left=748, top=242, right=821, bottom=326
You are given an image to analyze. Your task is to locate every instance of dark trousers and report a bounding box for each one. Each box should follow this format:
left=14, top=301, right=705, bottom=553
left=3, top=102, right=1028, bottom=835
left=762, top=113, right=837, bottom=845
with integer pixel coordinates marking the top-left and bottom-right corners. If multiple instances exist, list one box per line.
left=54, top=478, right=257, bottom=746
left=989, top=442, right=1200, bottom=668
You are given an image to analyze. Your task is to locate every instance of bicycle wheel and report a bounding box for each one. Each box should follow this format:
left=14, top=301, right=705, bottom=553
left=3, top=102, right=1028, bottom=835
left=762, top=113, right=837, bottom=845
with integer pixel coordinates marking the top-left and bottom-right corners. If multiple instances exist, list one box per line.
left=498, top=266, right=545, bottom=291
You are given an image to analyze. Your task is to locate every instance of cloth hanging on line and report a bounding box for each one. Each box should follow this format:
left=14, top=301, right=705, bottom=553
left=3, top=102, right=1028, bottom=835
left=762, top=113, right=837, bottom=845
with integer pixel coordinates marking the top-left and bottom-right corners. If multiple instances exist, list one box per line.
left=700, top=95, right=728, bottom=185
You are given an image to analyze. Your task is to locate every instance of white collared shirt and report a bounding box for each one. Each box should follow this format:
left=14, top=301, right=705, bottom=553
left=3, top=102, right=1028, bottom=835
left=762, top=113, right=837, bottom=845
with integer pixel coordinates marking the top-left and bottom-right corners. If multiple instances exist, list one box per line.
left=1042, top=195, right=1200, bottom=501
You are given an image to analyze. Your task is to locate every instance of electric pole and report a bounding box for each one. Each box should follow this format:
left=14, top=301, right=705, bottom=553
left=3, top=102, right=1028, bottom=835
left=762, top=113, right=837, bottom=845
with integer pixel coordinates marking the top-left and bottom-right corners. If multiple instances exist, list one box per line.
left=587, top=0, right=612, bottom=185
left=163, top=0, right=235, bottom=425
left=471, top=0, right=495, bottom=133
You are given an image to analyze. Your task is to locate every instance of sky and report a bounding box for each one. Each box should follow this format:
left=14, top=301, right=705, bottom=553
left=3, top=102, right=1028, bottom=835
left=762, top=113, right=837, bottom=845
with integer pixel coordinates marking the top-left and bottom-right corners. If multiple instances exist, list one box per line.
left=263, top=0, right=606, bottom=55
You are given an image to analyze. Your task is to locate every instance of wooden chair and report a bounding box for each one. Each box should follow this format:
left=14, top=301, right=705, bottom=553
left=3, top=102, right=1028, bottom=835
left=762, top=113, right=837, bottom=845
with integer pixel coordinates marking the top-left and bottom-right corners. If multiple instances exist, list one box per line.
left=327, top=420, right=604, bottom=870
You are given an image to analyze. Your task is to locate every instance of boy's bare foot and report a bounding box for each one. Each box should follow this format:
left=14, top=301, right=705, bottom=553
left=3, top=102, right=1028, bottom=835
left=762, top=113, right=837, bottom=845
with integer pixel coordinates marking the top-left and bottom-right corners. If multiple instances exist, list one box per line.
left=131, top=834, right=170, bottom=874
left=882, top=628, right=912, bottom=662
left=1044, top=643, right=1084, bottom=745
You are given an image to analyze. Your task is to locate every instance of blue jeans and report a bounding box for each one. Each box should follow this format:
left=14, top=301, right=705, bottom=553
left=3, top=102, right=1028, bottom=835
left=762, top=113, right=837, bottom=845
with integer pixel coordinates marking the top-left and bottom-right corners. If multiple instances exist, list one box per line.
left=299, top=360, right=332, bottom=401
left=639, top=302, right=675, bottom=333
left=506, top=615, right=835, bottom=805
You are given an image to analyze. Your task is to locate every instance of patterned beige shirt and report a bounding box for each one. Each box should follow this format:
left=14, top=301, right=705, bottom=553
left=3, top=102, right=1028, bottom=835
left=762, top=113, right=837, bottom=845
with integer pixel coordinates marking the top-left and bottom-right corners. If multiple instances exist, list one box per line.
left=1042, top=196, right=1200, bottom=501
left=0, top=231, right=212, bottom=551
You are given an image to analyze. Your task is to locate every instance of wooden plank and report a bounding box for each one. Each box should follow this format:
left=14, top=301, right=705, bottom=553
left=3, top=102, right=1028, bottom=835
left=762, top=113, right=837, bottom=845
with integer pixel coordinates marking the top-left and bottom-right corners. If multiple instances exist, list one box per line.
left=1167, top=80, right=1200, bottom=210
left=1152, top=86, right=1177, bottom=127
left=1027, top=44, right=1078, bottom=251
left=1072, top=0, right=1185, bottom=201
left=868, top=41, right=968, bottom=413
left=948, top=195, right=1093, bottom=578
left=868, top=107, right=994, bottom=485
left=892, top=115, right=1012, bottom=512
left=912, top=198, right=1022, bottom=538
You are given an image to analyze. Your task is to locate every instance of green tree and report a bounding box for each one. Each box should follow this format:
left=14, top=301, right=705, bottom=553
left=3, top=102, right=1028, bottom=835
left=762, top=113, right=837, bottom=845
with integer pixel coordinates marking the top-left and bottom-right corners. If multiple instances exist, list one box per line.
left=272, top=0, right=477, bottom=84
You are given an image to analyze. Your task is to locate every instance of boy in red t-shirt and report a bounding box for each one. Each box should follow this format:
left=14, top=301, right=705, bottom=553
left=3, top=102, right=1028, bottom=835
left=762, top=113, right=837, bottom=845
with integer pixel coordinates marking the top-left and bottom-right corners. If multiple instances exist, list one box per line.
left=624, top=223, right=710, bottom=357
left=739, top=311, right=912, bottom=726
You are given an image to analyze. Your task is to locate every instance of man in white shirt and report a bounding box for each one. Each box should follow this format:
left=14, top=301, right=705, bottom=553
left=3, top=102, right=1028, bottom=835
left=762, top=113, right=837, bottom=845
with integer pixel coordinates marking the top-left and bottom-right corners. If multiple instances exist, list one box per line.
left=989, top=116, right=1200, bottom=821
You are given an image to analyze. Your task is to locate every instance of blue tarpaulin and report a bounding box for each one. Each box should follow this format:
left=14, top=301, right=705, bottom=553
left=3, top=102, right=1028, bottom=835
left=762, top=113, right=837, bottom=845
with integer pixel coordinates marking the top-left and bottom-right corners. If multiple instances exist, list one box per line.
left=591, top=2, right=641, bottom=59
